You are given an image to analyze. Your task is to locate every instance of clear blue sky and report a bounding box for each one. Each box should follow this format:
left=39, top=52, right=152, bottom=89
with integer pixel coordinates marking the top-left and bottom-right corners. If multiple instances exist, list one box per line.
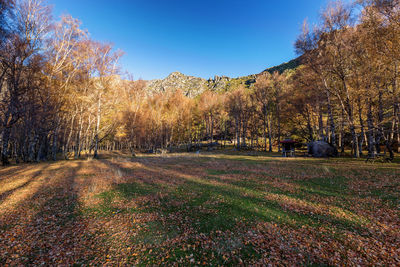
left=48, top=0, right=329, bottom=80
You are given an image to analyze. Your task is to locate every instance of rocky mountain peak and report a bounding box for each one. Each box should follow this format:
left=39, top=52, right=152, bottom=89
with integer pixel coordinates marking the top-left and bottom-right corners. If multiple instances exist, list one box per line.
left=145, top=72, right=207, bottom=97
left=144, top=57, right=300, bottom=98
left=168, top=71, right=185, bottom=79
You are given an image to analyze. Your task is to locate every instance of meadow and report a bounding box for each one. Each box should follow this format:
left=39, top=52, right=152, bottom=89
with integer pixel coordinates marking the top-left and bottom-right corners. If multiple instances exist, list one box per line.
left=0, top=152, right=399, bottom=265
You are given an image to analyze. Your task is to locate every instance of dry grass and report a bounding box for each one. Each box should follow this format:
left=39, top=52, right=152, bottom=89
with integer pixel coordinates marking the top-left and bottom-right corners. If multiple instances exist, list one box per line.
left=0, top=152, right=399, bottom=265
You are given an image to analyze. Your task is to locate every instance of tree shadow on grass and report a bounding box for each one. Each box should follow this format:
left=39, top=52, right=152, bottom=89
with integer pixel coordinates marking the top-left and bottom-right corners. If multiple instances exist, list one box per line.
left=88, top=159, right=374, bottom=265
left=0, top=161, right=107, bottom=266
left=0, top=165, right=50, bottom=205
left=98, top=159, right=370, bottom=235
left=69, top=157, right=397, bottom=265
left=0, top=164, right=39, bottom=178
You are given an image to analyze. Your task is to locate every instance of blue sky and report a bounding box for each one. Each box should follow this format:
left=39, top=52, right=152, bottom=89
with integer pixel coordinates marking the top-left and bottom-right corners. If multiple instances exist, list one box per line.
left=48, top=0, right=329, bottom=80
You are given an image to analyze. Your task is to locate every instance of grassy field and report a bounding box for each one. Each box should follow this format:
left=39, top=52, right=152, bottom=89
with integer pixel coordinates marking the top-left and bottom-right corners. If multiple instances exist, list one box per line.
left=0, top=151, right=399, bottom=265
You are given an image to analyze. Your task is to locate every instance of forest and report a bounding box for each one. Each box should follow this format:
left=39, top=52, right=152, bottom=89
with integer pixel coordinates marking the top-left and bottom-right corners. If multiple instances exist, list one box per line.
left=0, top=0, right=399, bottom=165
left=1, top=0, right=399, bottom=265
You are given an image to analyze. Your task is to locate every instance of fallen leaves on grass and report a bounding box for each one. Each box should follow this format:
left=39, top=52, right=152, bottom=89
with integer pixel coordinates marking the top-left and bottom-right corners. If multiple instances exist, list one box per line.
left=0, top=153, right=399, bottom=265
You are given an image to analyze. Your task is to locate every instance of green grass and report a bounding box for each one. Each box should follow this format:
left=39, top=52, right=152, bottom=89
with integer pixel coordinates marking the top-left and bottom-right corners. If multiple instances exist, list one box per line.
left=23, top=151, right=396, bottom=265
left=86, top=155, right=382, bottom=239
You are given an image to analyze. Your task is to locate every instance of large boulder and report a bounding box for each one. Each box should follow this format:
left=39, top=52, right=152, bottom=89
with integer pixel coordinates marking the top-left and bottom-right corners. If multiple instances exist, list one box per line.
left=307, top=141, right=338, bottom=157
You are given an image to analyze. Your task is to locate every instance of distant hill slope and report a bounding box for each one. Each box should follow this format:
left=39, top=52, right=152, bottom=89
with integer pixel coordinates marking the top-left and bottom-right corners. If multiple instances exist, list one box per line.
left=261, top=56, right=302, bottom=74
left=144, top=57, right=301, bottom=97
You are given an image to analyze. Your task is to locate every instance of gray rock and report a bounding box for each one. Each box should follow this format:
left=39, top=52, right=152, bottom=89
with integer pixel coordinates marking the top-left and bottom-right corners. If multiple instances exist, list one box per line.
left=144, top=72, right=257, bottom=97
left=307, top=141, right=338, bottom=158
left=145, top=71, right=208, bottom=97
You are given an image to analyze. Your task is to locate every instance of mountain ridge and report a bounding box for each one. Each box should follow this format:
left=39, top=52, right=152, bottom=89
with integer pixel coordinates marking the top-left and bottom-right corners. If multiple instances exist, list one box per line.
left=144, top=56, right=302, bottom=97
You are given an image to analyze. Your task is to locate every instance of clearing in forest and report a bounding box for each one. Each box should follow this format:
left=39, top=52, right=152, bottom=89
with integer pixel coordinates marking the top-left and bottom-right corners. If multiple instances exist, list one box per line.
left=0, top=152, right=399, bottom=265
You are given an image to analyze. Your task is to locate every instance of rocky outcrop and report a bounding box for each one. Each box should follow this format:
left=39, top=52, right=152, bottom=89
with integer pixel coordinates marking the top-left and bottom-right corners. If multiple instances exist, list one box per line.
left=307, top=141, right=338, bottom=158
left=207, top=75, right=231, bottom=91
left=145, top=72, right=207, bottom=97
left=145, top=72, right=257, bottom=97
left=143, top=57, right=299, bottom=97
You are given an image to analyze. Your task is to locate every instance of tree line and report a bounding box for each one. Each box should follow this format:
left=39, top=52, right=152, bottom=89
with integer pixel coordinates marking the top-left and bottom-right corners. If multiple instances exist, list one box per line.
left=1, top=0, right=399, bottom=166
left=0, top=0, right=122, bottom=165
left=294, top=0, right=400, bottom=158
left=121, top=0, right=400, bottom=159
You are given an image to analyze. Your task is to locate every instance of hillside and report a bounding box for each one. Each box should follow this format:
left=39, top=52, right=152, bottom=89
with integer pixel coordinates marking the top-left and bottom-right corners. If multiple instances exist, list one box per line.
left=261, top=56, right=303, bottom=74
left=144, top=57, right=301, bottom=97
